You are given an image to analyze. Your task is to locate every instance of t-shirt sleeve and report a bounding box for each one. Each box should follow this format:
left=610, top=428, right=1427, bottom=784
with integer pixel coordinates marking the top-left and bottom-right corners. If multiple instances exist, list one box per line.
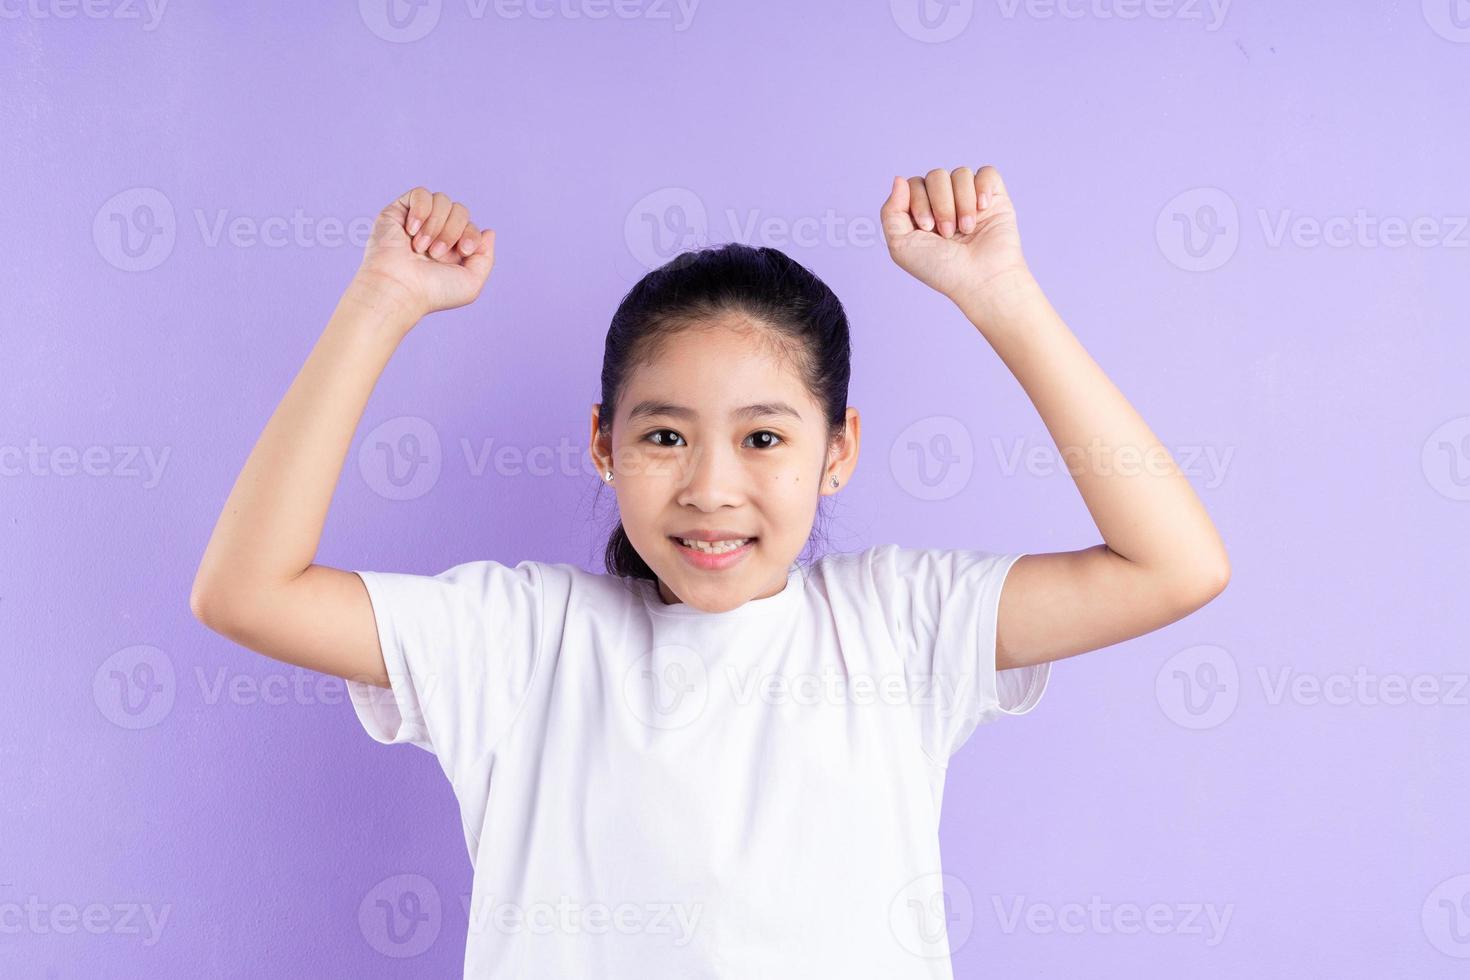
left=345, top=559, right=545, bottom=784
left=866, top=544, right=1050, bottom=763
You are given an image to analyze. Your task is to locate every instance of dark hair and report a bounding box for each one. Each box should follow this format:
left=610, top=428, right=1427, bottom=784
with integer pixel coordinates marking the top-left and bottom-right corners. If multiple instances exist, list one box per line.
left=596, top=242, right=852, bottom=583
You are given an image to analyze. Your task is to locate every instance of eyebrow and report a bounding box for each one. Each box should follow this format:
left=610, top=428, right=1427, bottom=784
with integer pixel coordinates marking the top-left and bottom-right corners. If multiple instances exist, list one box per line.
left=627, top=400, right=804, bottom=424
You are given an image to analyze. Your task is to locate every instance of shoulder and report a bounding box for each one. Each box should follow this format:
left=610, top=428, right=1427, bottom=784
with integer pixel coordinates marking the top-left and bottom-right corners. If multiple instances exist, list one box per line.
left=805, top=544, right=1020, bottom=596
left=384, top=557, right=640, bottom=615
left=438, top=556, right=628, bottom=593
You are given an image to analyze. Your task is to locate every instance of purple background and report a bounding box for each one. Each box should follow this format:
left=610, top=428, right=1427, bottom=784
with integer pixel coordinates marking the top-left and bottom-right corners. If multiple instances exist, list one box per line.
left=4, top=1, right=1469, bottom=976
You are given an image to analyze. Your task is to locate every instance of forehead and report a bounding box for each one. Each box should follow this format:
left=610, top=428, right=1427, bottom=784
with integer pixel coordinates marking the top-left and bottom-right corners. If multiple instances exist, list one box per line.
left=617, top=315, right=815, bottom=422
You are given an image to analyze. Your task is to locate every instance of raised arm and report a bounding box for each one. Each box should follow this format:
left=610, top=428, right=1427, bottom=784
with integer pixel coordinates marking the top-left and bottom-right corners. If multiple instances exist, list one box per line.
left=189, top=188, right=496, bottom=687
left=880, top=167, right=1230, bottom=671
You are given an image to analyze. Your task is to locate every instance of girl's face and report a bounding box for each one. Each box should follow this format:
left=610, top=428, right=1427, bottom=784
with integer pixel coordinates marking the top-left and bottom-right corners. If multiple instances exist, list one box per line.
left=590, top=312, right=860, bottom=611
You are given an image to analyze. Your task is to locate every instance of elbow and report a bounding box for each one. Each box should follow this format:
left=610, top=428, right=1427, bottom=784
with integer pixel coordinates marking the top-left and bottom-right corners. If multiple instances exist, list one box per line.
left=1179, top=552, right=1231, bottom=608
left=188, top=580, right=216, bottom=627
left=189, top=577, right=233, bottom=631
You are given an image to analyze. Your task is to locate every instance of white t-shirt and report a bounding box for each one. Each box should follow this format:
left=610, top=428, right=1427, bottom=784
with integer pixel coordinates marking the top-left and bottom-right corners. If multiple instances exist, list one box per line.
left=347, top=544, right=1050, bottom=979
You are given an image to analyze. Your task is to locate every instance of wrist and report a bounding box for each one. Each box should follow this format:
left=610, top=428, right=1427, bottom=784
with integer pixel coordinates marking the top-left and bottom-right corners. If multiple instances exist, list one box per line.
left=341, top=274, right=424, bottom=338
left=950, top=267, right=1044, bottom=329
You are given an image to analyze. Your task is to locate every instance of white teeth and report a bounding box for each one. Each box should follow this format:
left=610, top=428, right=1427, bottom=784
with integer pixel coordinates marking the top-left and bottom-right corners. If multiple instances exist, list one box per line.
left=678, top=537, right=750, bottom=554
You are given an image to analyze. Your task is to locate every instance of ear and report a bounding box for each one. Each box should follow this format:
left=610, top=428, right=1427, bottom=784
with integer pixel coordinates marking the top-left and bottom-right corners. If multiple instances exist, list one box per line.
left=823, top=407, right=861, bottom=494
left=588, top=403, right=613, bottom=477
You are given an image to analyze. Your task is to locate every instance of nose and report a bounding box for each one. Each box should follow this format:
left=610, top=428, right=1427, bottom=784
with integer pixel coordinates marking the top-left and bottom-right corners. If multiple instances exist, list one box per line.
left=675, top=442, right=746, bottom=511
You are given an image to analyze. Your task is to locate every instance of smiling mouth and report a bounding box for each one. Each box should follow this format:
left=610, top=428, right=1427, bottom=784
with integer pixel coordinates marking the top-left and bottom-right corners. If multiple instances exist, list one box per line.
left=669, top=536, right=757, bottom=555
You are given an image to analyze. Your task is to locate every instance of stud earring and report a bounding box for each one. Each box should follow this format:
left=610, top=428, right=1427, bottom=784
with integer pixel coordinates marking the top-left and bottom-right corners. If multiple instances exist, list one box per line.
left=605, top=470, right=614, bottom=482
left=830, top=476, right=839, bottom=488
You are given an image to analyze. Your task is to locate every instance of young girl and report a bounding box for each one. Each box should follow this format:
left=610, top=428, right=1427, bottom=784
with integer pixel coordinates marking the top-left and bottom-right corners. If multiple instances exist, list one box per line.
left=191, top=169, right=1229, bottom=978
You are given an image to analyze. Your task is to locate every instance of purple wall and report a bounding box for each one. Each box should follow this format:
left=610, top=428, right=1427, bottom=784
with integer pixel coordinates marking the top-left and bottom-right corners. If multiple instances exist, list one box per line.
left=4, top=1, right=1468, bottom=976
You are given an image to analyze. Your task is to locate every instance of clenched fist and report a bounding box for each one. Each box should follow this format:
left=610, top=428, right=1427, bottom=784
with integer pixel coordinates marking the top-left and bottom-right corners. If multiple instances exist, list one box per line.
left=880, top=166, right=1030, bottom=308
left=353, top=187, right=497, bottom=323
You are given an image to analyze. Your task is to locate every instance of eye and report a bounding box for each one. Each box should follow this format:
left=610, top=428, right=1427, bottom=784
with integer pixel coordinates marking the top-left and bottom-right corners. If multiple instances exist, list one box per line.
left=745, top=430, right=783, bottom=450
left=644, top=429, right=686, bottom=448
